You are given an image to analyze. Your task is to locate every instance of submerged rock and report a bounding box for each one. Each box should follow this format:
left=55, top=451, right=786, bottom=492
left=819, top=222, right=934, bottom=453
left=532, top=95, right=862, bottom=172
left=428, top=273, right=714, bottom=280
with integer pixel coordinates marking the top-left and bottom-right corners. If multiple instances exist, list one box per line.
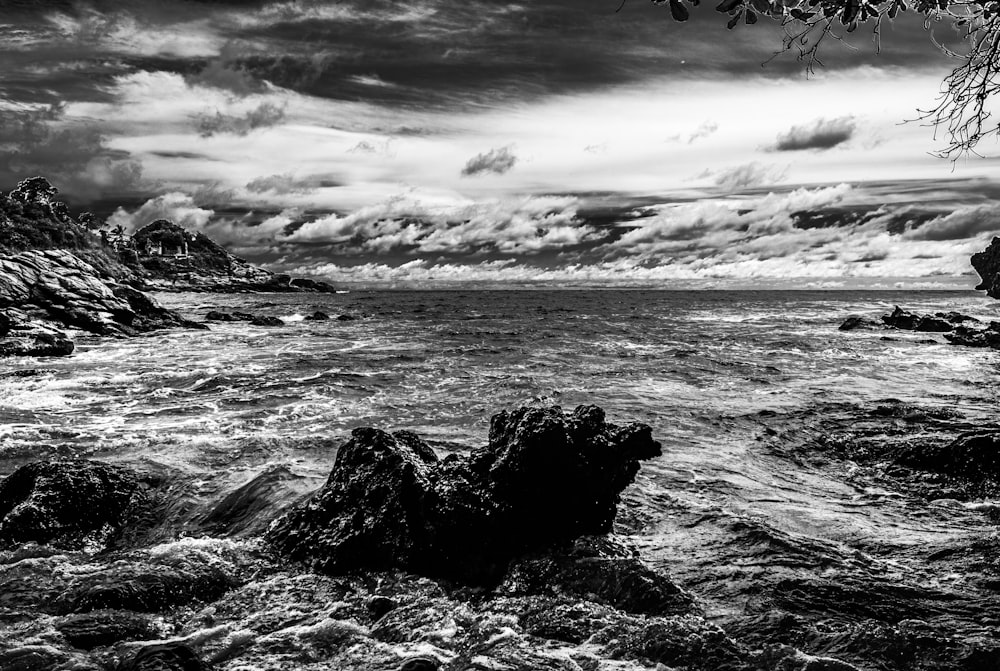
left=838, top=316, right=881, bottom=331
left=0, top=460, right=149, bottom=550
left=304, top=310, right=329, bottom=321
left=55, top=610, right=160, bottom=650
left=896, top=430, right=1000, bottom=482
left=267, top=404, right=661, bottom=583
left=116, top=643, right=209, bottom=671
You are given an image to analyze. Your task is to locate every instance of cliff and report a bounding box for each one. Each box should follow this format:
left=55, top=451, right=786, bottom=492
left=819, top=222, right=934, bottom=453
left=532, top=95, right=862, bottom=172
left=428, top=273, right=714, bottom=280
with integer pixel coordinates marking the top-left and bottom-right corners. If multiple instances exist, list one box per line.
left=971, top=236, right=1000, bottom=299
left=0, top=249, right=205, bottom=357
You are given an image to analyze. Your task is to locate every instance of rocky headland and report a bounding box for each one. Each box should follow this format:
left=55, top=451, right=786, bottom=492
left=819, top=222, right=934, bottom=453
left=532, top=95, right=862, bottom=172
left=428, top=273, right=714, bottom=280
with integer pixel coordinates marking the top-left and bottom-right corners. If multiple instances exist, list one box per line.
left=0, top=176, right=335, bottom=357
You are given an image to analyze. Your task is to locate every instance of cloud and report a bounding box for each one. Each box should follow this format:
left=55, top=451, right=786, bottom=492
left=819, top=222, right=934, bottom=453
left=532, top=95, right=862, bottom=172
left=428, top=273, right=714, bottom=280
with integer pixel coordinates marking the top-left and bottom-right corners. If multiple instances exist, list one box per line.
left=196, top=101, right=285, bottom=137
left=281, top=194, right=600, bottom=255
left=902, top=203, right=1000, bottom=241
left=771, top=116, right=857, bottom=151
left=668, top=120, right=718, bottom=144
left=245, top=173, right=338, bottom=195
left=461, top=146, right=518, bottom=177
left=0, top=104, right=144, bottom=197
left=706, top=162, right=787, bottom=191
left=105, top=192, right=214, bottom=233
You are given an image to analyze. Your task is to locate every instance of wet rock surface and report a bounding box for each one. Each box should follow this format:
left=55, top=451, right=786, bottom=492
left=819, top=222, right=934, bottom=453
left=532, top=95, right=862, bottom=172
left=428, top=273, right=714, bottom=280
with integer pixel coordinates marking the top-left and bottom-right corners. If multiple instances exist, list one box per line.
left=0, top=249, right=203, bottom=357
left=267, top=404, right=662, bottom=583
left=0, top=460, right=150, bottom=550
left=972, top=235, right=1000, bottom=299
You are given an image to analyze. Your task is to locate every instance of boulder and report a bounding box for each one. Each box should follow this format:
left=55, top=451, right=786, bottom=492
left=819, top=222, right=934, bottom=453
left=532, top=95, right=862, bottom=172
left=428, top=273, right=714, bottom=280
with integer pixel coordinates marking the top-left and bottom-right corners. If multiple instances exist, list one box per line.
left=304, top=311, right=329, bottom=321
left=267, top=404, right=661, bottom=584
left=336, top=314, right=356, bottom=321
left=250, top=316, right=284, bottom=326
left=0, top=460, right=149, bottom=550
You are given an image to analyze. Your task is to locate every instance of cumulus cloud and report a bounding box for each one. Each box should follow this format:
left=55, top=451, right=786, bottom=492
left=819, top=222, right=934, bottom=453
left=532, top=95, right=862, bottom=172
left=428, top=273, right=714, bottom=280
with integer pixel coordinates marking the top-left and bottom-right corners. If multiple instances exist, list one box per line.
left=461, top=146, right=518, bottom=177
left=706, top=162, right=787, bottom=191
left=282, top=194, right=600, bottom=255
left=105, top=192, right=214, bottom=233
left=771, top=116, right=856, bottom=151
left=196, top=101, right=285, bottom=137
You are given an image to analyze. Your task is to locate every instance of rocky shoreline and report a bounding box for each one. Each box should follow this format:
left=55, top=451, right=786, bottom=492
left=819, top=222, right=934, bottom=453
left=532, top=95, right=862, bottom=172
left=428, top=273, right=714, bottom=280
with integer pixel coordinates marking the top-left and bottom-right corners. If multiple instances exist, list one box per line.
left=0, top=177, right=337, bottom=358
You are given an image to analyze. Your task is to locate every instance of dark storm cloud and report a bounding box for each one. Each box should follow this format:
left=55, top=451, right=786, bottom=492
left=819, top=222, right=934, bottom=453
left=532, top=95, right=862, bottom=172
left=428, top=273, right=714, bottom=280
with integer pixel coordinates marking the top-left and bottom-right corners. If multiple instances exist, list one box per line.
left=0, top=105, right=144, bottom=198
left=0, top=0, right=958, bottom=115
left=461, top=147, right=518, bottom=177
left=771, top=116, right=857, bottom=151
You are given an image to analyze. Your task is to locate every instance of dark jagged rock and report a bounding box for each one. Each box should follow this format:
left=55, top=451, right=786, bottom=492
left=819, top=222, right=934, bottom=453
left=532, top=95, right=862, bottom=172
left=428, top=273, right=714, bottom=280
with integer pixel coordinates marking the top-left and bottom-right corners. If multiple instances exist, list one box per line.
left=945, top=323, right=1000, bottom=348
left=55, top=610, right=159, bottom=650
left=304, top=310, right=329, bottom=321
left=896, top=431, right=1000, bottom=481
left=497, top=535, right=695, bottom=616
left=205, top=310, right=237, bottom=321
left=336, top=314, right=356, bottom=321
left=972, top=236, right=1000, bottom=298
left=0, top=460, right=149, bottom=550
left=250, top=315, right=284, bottom=326
left=116, top=643, right=209, bottom=671
left=0, top=646, right=68, bottom=671
left=267, top=404, right=661, bottom=584
left=882, top=307, right=951, bottom=332
left=838, top=316, right=881, bottom=331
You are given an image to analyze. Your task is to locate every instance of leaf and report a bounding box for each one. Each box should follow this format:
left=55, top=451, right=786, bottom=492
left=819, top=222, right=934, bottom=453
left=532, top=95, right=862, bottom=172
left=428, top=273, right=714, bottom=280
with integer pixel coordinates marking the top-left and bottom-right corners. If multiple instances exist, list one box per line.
left=716, top=0, right=741, bottom=12
left=670, top=0, right=690, bottom=20
left=727, top=10, right=742, bottom=27
left=749, top=0, right=770, bottom=12
left=745, top=8, right=758, bottom=23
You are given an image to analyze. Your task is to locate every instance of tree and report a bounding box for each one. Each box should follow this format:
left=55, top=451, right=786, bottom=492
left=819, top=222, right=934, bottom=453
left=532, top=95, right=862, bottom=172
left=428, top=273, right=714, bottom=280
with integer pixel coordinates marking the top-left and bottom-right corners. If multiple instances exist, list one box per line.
left=8, top=176, right=58, bottom=205
left=650, top=0, right=1000, bottom=157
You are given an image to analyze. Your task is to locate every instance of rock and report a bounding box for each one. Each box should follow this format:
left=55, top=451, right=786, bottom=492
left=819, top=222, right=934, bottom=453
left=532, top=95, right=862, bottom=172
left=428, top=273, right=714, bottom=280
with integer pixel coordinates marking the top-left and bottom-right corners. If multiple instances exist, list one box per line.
left=398, top=657, right=440, bottom=671
left=205, top=310, right=237, bottom=322
left=838, top=316, right=881, bottom=331
left=55, top=610, right=159, bottom=650
left=131, top=220, right=334, bottom=294
left=304, top=311, right=329, bottom=321
left=0, top=460, right=149, bottom=550
left=945, top=324, right=1000, bottom=348
left=232, top=311, right=255, bottom=321
left=497, top=535, right=696, bottom=616
left=336, top=314, right=356, bottom=321
left=0, top=249, right=202, bottom=356
left=881, top=307, right=953, bottom=332
left=116, top=643, right=209, bottom=671
left=249, top=316, right=284, bottom=326
left=0, top=645, right=68, bottom=671
left=267, top=404, right=661, bottom=584
left=972, top=236, right=1000, bottom=299
left=368, top=595, right=398, bottom=622
left=58, top=558, right=237, bottom=614
left=896, top=431, right=1000, bottom=481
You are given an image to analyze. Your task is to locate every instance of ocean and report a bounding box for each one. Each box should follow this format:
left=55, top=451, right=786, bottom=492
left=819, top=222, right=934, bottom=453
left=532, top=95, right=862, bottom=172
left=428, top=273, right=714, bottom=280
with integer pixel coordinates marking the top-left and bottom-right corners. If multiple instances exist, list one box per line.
left=2, top=289, right=999, bottom=669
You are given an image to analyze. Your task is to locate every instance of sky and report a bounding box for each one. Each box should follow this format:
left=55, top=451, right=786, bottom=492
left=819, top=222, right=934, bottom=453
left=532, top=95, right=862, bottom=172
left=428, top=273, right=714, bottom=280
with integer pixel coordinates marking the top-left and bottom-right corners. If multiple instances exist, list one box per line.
left=2, top=0, right=1000, bottom=287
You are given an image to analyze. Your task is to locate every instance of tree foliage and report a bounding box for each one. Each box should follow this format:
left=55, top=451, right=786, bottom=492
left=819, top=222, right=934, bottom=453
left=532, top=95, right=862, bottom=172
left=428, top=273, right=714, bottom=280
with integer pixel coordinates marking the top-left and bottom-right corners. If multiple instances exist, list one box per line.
left=650, top=0, right=1000, bottom=157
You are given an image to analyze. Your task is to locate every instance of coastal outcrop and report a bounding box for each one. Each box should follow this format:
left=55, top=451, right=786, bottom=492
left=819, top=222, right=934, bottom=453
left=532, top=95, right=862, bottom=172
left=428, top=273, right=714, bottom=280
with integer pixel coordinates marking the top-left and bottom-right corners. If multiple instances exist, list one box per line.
left=0, top=249, right=205, bottom=357
left=267, top=404, right=662, bottom=583
left=0, top=460, right=150, bottom=550
left=971, top=236, right=1000, bottom=299
left=128, top=219, right=334, bottom=293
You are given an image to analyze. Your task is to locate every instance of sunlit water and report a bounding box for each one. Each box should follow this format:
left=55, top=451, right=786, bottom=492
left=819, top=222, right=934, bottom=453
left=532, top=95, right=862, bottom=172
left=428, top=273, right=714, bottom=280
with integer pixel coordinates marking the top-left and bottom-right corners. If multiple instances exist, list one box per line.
left=2, top=289, right=998, bottom=619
